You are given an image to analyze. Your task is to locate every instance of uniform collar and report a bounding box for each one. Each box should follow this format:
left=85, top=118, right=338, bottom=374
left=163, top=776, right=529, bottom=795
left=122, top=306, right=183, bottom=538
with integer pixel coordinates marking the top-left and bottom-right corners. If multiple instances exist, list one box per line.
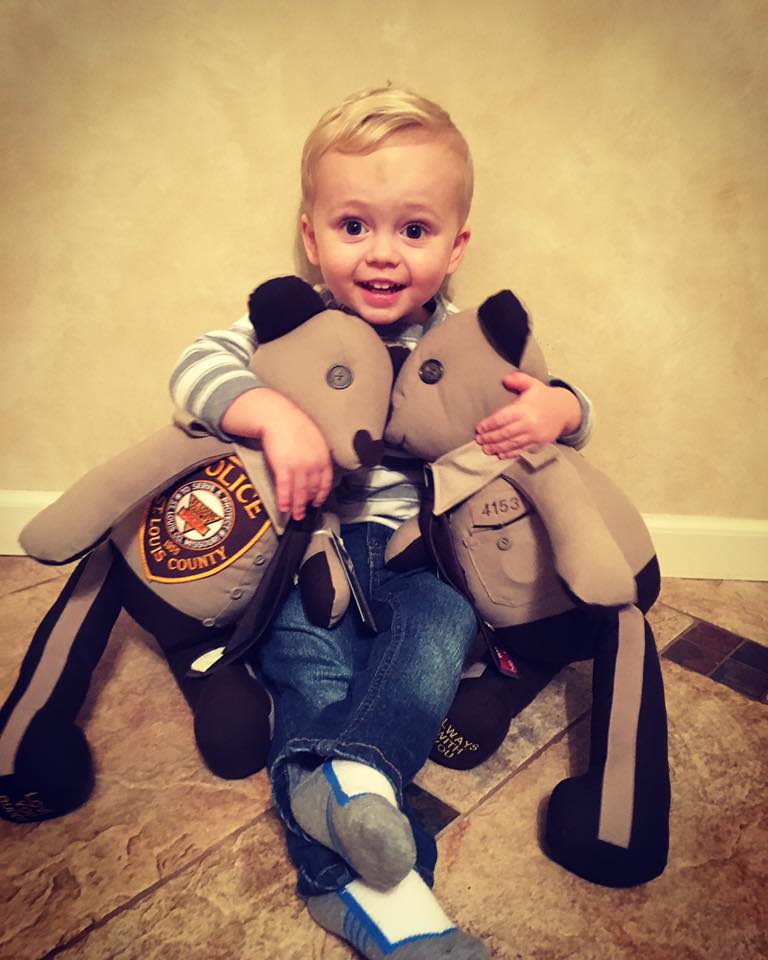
left=429, top=441, right=559, bottom=515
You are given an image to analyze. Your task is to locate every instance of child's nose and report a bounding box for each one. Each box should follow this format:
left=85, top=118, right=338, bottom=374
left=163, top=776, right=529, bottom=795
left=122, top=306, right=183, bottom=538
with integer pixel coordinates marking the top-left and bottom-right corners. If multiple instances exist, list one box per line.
left=365, top=232, right=399, bottom=267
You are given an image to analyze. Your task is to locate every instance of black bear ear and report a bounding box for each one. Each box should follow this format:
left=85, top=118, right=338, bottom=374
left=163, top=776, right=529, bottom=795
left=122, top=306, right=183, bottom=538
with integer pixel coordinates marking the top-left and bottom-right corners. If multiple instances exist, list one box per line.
left=248, top=276, right=326, bottom=343
left=477, top=290, right=530, bottom=366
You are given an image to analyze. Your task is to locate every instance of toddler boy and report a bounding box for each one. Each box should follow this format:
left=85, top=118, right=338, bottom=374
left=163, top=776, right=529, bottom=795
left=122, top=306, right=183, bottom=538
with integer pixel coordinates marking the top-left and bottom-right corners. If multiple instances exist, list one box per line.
left=171, top=86, right=591, bottom=960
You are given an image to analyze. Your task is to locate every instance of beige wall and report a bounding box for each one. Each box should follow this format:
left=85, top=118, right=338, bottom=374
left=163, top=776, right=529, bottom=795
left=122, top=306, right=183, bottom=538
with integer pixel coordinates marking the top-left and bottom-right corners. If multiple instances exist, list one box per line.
left=1, top=0, right=766, bottom=518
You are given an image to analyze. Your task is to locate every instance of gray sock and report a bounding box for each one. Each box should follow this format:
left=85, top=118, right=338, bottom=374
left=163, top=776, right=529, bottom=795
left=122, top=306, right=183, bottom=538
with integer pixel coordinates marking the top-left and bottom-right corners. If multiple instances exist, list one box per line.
left=290, top=761, right=416, bottom=890
left=307, top=874, right=489, bottom=960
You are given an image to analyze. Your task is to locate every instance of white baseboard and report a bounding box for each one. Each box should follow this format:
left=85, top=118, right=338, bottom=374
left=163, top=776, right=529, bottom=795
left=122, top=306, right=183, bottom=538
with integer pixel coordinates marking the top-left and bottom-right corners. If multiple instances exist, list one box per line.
left=643, top=514, right=768, bottom=581
left=0, top=491, right=61, bottom=556
left=0, top=491, right=766, bottom=582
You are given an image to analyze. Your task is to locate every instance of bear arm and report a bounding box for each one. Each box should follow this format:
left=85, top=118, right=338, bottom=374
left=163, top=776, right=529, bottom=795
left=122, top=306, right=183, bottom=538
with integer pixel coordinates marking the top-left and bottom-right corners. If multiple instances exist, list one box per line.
left=507, top=447, right=637, bottom=606
left=20, top=426, right=233, bottom=564
left=298, top=513, right=351, bottom=628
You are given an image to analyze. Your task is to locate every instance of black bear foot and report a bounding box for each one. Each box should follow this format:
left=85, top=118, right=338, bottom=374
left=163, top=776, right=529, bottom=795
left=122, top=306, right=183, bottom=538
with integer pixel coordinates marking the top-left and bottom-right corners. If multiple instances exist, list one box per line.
left=429, top=670, right=516, bottom=770
left=0, top=713, right=94, bottom=823
left=192, top=663, right=272, bottom=780
left=544, top=774, right=669, bottom=888
left=429, top=658, right=562, bottom=771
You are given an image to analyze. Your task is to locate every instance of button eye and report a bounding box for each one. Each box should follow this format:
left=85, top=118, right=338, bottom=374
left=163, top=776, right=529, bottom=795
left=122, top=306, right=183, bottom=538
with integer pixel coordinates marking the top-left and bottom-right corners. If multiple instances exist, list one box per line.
left=419, top=359, right=444, bottom=384
left=327, top=364, right=353, bottom=389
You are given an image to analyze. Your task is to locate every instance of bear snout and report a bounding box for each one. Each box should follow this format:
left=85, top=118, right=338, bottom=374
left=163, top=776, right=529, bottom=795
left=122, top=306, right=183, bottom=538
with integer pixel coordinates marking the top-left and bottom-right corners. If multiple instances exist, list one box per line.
left=353, top=431, right=384, bottom=468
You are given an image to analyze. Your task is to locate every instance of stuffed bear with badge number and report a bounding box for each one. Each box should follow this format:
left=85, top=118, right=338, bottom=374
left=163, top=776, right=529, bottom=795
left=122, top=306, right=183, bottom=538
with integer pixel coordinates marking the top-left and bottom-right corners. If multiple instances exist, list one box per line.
left=0, top=276, right=393, bottom=823
left=384, top=289, right=670, bottom=888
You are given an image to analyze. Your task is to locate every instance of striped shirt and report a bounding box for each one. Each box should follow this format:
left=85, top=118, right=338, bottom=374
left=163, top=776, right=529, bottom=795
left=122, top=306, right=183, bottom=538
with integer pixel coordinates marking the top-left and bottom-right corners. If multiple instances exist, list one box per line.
left=169, top=292, right=592, bottom=528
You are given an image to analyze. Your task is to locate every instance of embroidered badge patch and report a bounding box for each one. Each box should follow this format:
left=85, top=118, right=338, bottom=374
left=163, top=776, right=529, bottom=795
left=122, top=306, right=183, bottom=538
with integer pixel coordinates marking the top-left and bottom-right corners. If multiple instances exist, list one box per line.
left=140, top=455, right=272, bottom=583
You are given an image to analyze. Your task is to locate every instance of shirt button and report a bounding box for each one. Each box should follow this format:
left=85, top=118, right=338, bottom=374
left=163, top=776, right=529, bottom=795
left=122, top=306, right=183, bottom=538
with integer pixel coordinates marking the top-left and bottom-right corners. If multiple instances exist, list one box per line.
left=231, top=588, right=243, bottom=599
left=203, top=617, right=216, bottom=627
left=326, top=364, right=353, bottom=389
left=419, top=358, right=444, bottom=384
left=254, top=554, right=266, bottom=566
left=497, top=536, right=511, bottom=551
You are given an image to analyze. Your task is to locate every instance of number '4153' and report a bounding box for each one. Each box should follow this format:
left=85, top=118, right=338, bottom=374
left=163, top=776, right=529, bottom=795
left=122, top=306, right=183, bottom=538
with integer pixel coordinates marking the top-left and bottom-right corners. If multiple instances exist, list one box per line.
left=480, top=497, right=520, bottom=517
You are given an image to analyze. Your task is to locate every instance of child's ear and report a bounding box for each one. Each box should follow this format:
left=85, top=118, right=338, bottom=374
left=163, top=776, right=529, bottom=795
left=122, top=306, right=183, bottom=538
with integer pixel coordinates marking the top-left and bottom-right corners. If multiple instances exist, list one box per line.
left=300, top=213, right=321, bottom=266
left=445, top=224, right=471, bottom=276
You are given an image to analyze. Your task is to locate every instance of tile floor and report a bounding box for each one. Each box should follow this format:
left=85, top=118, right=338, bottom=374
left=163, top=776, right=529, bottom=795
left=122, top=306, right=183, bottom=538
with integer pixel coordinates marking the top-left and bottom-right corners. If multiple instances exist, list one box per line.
left=0, top=556, right=766, bottom=960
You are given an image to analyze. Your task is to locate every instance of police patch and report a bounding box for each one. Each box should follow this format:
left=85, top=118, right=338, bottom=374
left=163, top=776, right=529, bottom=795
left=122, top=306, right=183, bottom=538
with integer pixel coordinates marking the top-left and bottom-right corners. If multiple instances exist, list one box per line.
left=140, top=455, right=272, bottom=583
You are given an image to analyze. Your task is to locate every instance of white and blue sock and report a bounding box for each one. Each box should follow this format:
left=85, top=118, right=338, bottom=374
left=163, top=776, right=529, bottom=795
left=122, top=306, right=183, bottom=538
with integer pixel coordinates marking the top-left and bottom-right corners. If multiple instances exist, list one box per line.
left=290, top=759, right=416, bottom=890
left=307, top=870, right=488, bottom=959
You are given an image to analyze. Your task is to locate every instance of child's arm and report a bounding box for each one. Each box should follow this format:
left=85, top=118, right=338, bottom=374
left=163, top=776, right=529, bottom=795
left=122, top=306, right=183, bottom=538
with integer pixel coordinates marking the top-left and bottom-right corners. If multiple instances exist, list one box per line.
left=475, top=373, right=592, bottom=458
left=170, top=317, right=333, bottom=520
left=221, top=388, right=333, bottom=520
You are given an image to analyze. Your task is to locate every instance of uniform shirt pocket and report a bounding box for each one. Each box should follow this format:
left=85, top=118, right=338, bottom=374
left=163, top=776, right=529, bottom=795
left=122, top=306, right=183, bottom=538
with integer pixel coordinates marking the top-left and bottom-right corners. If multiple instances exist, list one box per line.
left=458, top=477, right=565, bottom=618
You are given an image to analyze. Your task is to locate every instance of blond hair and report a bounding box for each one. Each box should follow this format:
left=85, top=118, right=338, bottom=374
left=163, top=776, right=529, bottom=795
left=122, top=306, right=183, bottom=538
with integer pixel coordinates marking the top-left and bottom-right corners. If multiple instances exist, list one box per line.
left=300, top=85, right=473, bottom=223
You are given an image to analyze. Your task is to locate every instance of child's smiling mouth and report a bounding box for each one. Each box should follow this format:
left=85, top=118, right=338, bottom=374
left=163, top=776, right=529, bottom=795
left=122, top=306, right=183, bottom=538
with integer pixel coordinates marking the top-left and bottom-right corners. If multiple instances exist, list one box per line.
left=357, top=280, right=406, bottom=293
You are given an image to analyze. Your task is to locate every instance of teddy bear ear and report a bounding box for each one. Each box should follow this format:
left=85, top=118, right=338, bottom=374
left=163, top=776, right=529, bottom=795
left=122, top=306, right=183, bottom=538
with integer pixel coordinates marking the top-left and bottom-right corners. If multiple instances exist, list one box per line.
left=248, top=276, right=327, bottom=343
left=477, top=290, right=530, bottom=366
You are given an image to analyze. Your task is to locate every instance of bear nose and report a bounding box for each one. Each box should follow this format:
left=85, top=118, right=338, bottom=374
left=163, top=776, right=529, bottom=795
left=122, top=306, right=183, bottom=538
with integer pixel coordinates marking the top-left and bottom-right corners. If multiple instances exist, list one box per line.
left=353, top=431, right=384, bottom=467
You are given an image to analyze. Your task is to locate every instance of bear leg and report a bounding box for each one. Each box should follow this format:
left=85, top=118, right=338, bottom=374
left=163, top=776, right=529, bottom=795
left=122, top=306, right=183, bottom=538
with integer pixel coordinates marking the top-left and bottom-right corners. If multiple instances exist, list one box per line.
left=187, top=661, right=272, bottom=779
left=0, top=545, right=120, bottom=822
left=544, top=604, right=670, bottom=886
left=114, top=553, right=273, bottom=781
left=429, top=654, right=563, bottom=771
left=160, top=642, right=272, bottom=780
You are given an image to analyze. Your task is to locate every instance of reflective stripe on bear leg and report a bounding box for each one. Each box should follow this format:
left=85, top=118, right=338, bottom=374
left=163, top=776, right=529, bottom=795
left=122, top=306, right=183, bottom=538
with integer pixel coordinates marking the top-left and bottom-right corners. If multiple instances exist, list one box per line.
left=0, top=544, right=113, bottom=774
left=598, top=604, right=646, bottom=848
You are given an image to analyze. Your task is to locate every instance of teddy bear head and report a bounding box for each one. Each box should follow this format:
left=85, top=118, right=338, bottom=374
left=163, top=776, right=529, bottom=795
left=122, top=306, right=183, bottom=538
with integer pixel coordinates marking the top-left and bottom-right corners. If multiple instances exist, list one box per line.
left=385, top=290, right=549, bottom=460
left=248, top=276, right=391, bottom=472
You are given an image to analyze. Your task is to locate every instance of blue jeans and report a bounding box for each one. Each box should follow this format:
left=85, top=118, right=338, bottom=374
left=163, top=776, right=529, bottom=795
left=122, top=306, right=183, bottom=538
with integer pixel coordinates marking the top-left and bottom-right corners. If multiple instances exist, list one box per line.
left=257, top=522, right=477, bottom=897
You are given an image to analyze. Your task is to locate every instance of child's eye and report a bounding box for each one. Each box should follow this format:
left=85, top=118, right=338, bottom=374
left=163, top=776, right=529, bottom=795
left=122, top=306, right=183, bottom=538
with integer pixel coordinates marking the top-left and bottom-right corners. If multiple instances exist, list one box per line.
left=403, top=223, right=427, bottom=240
left=342, top=219, right=365, bottom=236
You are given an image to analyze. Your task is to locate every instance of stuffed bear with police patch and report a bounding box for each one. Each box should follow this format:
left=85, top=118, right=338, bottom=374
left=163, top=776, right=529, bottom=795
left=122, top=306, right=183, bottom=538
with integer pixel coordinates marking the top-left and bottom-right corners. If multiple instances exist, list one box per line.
left=0, top=277, right=392, bottom=823
left=385, top=290, right=670, bottom=888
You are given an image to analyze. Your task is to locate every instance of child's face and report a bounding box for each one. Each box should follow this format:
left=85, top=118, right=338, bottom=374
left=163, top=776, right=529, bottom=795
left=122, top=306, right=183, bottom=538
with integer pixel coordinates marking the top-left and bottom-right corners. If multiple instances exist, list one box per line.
left=301, top=130, right=470, bottom=326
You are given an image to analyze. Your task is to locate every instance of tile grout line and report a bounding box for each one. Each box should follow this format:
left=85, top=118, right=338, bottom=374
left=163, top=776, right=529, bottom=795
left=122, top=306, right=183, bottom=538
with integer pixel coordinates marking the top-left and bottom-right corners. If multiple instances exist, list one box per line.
left=432, top=603, right=709, bottom=839
left=659, top=598, right=766, bottom=651
left=708, top=638, right=749, bottom=677
left=435, top=707, right=593, bottom=840
left=664, top=617, right=721, bottom=675
left=36, top=808, right=277, bottom=960
left=664, top=616, right=766, bottom=683
left=0, top=574, right=71, bottom=602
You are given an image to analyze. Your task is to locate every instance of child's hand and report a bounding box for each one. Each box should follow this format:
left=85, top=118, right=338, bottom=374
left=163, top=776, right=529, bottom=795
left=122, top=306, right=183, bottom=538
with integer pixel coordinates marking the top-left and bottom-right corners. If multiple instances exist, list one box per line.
left=475, top=373, right=582, bottom=458
left=222, top=388, right=333, bottom=520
